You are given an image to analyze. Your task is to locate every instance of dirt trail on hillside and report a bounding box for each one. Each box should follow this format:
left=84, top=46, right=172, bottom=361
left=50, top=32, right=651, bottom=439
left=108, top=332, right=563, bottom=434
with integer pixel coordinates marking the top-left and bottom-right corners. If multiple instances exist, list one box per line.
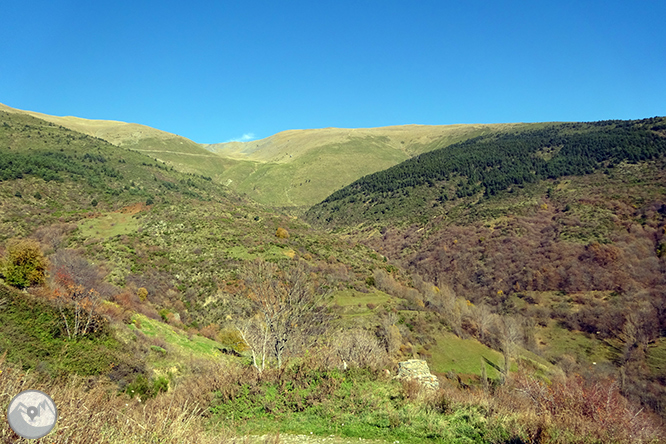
left=133, top=149, right=219, bottom=157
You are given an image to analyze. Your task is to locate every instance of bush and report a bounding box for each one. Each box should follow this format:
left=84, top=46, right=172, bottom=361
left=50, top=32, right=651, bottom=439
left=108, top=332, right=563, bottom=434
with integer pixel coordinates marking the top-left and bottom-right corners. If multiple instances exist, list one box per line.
left=1, top=239, right=48, bottom=288
left=137, top=287, right=148, bottom=301
left=199, top=323, right=220, bottom=340
left=124, top=373, right=170, bottom=401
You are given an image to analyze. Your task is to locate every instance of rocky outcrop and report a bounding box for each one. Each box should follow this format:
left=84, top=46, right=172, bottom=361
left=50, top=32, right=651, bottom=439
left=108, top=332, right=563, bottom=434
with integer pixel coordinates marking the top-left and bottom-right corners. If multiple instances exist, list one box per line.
left=395, top=359, right=440, bottom=390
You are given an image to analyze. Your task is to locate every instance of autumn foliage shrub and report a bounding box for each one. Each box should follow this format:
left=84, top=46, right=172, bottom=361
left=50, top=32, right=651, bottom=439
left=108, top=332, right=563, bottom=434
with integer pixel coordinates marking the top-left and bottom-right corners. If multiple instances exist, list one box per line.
left=49, top=267, right=102, bottom=339
left=136, top=303, right=162, bottom=321
left=0, top=238, right=48, bottom=288
left=509, top=370, right=665, bottom=442
left=98, top=301, right=131, bottom=323
left=199, top=323, right=220, bottom=340
left=113, top=291, right=141, bottom=311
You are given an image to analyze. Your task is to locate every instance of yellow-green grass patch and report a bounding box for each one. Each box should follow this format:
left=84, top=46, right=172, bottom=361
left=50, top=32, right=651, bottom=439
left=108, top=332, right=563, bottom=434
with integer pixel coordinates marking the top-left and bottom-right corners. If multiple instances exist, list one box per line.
left=333, top=289, right=392, bottom=307
left=128, top=314, right=223, bottom=361
left=78, top=212, right=141, bottom=239
left=536, top=323, right=612, bottom=365
left=647, top=338, right=666, bottom=379
left=429, top=331, right=505, bottom=378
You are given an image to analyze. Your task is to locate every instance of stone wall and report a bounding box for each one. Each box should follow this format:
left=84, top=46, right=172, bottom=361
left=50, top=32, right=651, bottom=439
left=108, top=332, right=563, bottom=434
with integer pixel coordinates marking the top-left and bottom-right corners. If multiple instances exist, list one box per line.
left=395, top=359, right=439, bottom=390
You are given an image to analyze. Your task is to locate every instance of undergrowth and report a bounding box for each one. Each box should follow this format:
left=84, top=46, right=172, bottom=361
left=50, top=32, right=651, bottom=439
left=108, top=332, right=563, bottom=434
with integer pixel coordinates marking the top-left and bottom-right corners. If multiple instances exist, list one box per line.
left=209, top=361, right=665, bottom=443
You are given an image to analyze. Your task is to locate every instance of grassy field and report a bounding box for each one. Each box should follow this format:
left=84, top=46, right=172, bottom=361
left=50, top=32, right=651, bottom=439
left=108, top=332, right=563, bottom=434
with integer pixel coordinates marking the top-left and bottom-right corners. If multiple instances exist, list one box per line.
left=536, top=322, right=613, bottom=366
left=127, top=314, right=224, bottom=360
left=77, top=211, right=142, bottom=239
left=333, top=289, right=393, bottom=308
left=219, top=137, right=411, bottom=207
left=429, top=332, right=505, bottom=379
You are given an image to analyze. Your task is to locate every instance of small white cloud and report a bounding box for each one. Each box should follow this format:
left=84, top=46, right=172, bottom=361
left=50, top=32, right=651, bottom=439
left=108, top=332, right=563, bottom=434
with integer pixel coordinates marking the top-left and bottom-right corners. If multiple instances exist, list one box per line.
left=225, top=133, right=255, bottom=142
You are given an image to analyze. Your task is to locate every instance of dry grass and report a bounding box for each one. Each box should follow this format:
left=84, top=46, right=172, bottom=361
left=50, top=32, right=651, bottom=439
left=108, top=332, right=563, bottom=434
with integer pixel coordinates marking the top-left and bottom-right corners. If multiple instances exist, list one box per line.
left=0, top=352, right=238, bottom=443
left=429, top=369, right=666, bottom=443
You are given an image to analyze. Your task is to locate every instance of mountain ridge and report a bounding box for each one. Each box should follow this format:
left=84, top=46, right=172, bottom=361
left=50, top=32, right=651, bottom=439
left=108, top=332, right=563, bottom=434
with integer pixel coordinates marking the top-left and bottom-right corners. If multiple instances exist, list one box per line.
left=0, top=103, right=570, bottom=209
left=202, top=123, right=529, bottom=163
left=0, top=102, right=191, bottom=146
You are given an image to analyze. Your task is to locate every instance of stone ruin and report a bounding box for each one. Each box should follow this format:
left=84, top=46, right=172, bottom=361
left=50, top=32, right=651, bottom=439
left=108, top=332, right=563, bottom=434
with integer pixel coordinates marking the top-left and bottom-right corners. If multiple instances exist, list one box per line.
left=394, top=359, right=440, bottom=390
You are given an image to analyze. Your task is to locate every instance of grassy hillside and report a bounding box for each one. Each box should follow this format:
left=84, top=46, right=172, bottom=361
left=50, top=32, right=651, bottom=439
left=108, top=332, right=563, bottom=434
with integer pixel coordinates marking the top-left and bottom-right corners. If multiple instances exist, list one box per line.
left=207, top=124, right=535, bottom=208
left=3, top=103, right=552, bottom=210
left=0, top=109, right=395, bottom=326
left=0, top=102, right=235, bottom=182
left=0, top=102, right=191, bottom=146
left=0, top=109, right=238, bottom=242
left=204, top=124, right=526, bottom=162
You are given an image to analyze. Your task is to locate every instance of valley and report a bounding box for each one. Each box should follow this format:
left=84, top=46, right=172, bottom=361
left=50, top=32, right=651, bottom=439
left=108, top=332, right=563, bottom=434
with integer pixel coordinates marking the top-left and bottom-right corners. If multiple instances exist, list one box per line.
left=0, top=105, right=665, bottom=443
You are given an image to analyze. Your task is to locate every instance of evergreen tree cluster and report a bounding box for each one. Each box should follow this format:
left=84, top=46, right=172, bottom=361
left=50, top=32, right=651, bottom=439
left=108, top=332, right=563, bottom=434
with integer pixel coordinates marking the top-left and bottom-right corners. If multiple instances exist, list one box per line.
left=0, top=150, right=121, bottom=183
left=309, top=117, right=666, bottom=224
left=0, top=110, right=222, bottom=206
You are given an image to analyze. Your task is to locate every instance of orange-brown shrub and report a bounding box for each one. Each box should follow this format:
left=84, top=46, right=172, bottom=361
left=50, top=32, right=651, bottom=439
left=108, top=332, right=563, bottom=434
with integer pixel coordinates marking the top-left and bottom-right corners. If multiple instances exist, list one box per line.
left=199, top=323, right=220, bottom=340
left=136, top=303, right=161, bottom=321
left=509, top=370, right=665, bottom=442
left=98, top=302, right=131, bottom=323
left=165, top=312, right=185, bottom=328
left=113, top=291, right=140, bottom=311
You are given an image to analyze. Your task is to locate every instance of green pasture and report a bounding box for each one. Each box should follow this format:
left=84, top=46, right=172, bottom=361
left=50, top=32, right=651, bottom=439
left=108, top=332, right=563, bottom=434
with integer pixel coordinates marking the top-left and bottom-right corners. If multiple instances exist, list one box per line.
left=78, top=212, right=141, bottom=239
left=536, top=323, right=612, bottom=365
left=429, top=331, right=505, bottom=379
left=128, top=314, right=223, bottom=361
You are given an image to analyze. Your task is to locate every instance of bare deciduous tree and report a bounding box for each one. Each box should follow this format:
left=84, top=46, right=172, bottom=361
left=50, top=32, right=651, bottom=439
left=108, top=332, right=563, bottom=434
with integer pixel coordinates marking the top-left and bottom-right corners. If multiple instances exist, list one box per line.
left=377, top=312, right=402, bottom=356
left=242, top=259, right=331, bottom=369
left=498, top=315, right=523, bottom=383
left=236, top=315, right=270, bottom=373
left=50, top=269, right=102, bottom=339
left=330, top=328, right=388, bottom=370
left=472, top=303, right=495, bottom=343
left=47, top=249, right=106, bottom=339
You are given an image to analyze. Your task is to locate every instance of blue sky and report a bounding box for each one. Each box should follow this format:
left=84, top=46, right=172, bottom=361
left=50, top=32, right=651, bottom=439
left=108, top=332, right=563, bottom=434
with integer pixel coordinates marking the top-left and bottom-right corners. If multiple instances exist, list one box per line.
left=1, top=1, right=664, bottom=144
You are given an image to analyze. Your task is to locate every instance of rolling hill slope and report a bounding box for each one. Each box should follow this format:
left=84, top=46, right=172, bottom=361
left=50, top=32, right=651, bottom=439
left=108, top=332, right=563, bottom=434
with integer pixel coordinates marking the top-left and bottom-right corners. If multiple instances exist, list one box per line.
left=0, top=102, right=232, bottom=181
left=3, top=103, right=551, bottom=209
left=205, top=123, right=538, bottom=208
left=1, top=107, right=665, bottom=441
left=305, top=118, right=666, bottom=226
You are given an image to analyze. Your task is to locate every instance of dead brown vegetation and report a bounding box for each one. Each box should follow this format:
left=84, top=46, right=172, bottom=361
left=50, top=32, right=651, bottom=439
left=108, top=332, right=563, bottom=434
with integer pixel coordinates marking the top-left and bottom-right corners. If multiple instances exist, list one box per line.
left=0, top=352, right=237, bottom=443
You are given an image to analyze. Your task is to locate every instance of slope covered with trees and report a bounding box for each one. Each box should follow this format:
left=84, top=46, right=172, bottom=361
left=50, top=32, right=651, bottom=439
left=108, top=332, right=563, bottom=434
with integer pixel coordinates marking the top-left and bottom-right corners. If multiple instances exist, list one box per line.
left=306, top=117, right=666, bottom=226
left=305, top=116, right=666, bottom=419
